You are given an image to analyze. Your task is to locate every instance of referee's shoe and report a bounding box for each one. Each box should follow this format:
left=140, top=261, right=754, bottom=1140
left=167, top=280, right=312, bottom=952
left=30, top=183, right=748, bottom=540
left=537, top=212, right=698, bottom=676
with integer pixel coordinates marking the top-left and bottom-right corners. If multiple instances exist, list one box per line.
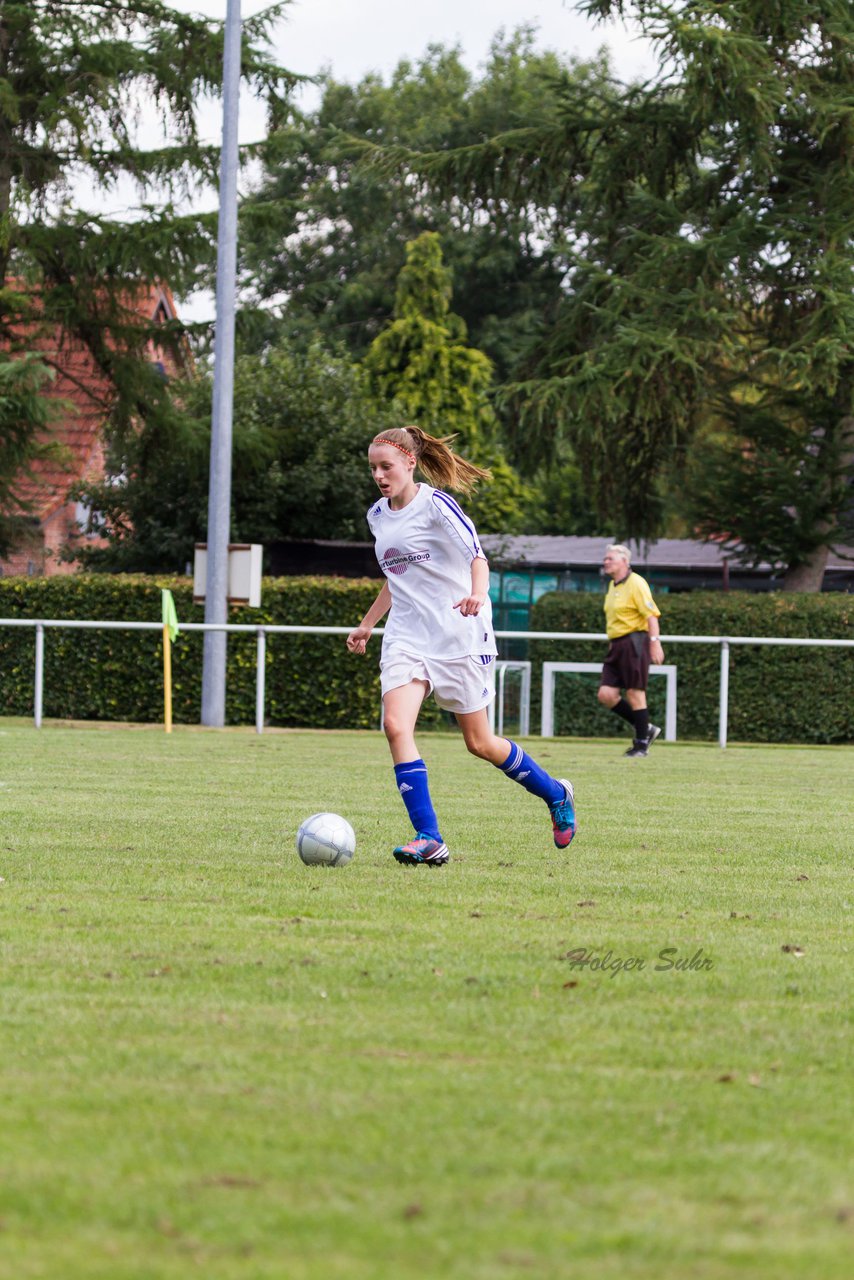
left=624, top=724, right=661, bottom=758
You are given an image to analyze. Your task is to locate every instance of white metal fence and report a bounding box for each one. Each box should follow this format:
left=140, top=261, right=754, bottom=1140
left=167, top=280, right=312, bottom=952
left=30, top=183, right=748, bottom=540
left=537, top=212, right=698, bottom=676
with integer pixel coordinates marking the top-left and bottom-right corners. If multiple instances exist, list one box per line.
left=1, top=618, right=852, bottom=747
left=540, top=661, right=679, bottom=741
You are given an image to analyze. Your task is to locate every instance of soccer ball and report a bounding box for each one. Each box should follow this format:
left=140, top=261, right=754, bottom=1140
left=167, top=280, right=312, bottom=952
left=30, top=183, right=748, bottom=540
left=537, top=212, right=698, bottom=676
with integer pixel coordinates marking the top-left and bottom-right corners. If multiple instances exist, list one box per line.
left=296, top=812, right=356, bottom=867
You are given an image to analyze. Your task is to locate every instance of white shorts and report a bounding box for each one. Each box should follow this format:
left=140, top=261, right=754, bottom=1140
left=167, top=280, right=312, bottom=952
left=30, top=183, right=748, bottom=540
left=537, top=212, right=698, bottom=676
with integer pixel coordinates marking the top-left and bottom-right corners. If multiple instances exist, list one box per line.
left=380, top=650, right=496, bottom=715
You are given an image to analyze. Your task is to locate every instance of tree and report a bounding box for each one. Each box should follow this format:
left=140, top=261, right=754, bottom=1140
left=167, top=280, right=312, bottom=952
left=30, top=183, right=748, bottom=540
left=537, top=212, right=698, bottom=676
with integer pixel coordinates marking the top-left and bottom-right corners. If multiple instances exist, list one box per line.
left=363, top=232, right=536, bottom=533
left=364, top=233, right=494, bottom=445
left=240, top=28, right=605, bottom=379
left=76, top=341, right=397, bottom=570
left=0, top=0, right=296, bottom=538
left=683, top=401, right=854, bottom=580
left=364, top=1, right=854, bottom=587
left=0, top=352, right=58, bottom=556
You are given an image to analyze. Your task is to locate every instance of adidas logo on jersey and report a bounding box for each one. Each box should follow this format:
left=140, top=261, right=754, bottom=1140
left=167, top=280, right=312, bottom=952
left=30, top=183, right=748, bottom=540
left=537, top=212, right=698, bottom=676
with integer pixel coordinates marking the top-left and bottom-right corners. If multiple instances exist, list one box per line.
left=398, top=782, right=413, bottom=793
left=517, top=770, right=530, bottom=780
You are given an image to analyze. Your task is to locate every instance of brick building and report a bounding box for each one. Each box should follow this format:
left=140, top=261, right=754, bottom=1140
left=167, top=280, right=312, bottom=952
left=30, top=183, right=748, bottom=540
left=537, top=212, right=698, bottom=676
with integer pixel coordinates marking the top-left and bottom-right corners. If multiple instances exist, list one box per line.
left=1, top=284, right=184, bottom=577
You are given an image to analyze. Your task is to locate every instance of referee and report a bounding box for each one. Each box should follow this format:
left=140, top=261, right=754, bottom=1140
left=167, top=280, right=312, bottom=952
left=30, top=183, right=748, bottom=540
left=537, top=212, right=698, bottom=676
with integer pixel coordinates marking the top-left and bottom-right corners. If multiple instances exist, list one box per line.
left=597, top=544, right=664, bottom=757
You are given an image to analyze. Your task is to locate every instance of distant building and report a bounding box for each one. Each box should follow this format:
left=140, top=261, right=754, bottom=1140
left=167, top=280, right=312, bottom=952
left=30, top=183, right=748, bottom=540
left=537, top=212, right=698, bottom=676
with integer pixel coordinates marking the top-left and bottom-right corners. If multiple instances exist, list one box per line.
left=0, top=284, right=186, bottom=577
left=268, top=532, right=853, bottom=634
left=480, top=535, right=854, bottom=632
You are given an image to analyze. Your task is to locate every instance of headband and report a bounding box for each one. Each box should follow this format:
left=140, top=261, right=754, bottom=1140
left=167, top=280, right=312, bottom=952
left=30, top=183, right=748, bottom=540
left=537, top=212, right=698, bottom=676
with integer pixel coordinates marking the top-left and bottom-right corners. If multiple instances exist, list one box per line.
left=373, top=437, right=416, bottom=461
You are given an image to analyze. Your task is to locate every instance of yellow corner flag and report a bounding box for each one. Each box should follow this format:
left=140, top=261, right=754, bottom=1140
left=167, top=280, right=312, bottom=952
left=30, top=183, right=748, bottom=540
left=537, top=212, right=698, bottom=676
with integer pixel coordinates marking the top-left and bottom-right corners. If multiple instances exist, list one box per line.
left=162, top=588, right=180, bottom=642
left=161, top=589, right=180, bottom=733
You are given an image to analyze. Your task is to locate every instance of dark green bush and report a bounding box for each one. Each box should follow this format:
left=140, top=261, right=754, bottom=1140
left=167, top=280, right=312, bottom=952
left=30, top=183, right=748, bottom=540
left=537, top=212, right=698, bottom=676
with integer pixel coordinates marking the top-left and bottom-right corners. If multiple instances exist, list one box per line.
left=530, top=591, right=854, bottom=744
left=2, top=578, right=851, bottom=741
left=0, top=574, right=446, bottom=730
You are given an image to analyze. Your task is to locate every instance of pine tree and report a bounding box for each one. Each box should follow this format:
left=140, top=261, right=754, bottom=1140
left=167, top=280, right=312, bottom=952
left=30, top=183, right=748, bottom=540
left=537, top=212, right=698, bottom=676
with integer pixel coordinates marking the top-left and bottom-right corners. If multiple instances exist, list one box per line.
left=364, top=232, right=494, bottom=445
left=363, top=1, right=854, bottom=586
left=0, top=353, right=57, bottom=555
left=240, top=29, right=600, bottom=378
left=364, top=232, right=535, bottom=532
left=0, top=0, right=296, bottom=533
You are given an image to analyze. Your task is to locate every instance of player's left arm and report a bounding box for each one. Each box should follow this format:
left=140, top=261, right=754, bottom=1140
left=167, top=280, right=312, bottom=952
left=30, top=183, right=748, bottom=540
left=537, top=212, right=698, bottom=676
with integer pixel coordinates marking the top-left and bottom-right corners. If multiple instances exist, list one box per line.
left=641, top=580, right=664, bottom=662
left=453, top=554, right=489, bottom=617
left=430, top=490, right=489, bottom=616
left=647, top=613, right=664, bottom=663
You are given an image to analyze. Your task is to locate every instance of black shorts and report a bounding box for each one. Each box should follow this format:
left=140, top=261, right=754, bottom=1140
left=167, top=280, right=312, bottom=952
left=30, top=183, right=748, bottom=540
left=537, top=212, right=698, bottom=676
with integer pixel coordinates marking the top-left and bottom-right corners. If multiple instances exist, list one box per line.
left=600, top=632, right=650, bottom=692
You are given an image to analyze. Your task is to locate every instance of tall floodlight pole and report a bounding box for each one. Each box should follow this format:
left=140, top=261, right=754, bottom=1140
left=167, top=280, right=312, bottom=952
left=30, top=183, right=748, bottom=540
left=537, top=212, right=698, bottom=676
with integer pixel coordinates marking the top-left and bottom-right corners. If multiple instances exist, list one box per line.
left=201, top=0, right=242, bottom=727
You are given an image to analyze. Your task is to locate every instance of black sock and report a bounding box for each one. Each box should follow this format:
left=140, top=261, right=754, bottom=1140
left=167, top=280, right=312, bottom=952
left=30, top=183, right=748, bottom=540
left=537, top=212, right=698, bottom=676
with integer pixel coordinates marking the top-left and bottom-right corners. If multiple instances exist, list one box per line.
left=610, top=698, right=635, bottom=726
left=633, top=707, right=650, bottom=742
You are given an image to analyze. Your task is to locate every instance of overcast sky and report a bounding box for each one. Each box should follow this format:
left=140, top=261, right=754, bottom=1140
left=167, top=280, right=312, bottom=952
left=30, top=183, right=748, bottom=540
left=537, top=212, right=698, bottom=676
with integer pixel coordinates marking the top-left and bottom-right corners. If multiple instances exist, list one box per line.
left=165, top=0, right=655, bottom=142
left=156, top=1, right=656, bottom=316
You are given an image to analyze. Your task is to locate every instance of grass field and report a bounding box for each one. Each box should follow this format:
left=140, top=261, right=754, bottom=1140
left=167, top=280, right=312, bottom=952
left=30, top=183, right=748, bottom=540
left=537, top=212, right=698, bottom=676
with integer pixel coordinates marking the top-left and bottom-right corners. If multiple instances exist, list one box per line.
left=1, top=719, right=852, bottom=1279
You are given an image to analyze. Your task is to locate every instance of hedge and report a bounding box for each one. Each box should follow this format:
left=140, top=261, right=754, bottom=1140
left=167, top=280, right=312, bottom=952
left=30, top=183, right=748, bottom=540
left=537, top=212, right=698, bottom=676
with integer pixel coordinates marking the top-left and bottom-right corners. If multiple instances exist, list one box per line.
left=529, top=590, right=854, bottom=744
left=0, top=574, right=444, bottom=731
left=2, top=577, right=851, bottom=741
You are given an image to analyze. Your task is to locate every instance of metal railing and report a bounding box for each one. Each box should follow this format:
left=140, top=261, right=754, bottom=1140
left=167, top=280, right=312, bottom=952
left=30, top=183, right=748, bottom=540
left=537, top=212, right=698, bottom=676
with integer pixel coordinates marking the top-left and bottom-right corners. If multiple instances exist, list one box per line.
left=492, top=661, right=531, bottom=738
left=1, top=618, right=852, bottom=747
left=540, top=661, right=678, bottom=741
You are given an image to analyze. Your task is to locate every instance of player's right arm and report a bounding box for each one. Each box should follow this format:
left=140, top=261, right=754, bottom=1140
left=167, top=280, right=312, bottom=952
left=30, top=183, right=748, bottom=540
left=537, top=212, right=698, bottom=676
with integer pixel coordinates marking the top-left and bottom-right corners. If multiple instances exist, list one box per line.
left=346, top=580, right=392, bottom=654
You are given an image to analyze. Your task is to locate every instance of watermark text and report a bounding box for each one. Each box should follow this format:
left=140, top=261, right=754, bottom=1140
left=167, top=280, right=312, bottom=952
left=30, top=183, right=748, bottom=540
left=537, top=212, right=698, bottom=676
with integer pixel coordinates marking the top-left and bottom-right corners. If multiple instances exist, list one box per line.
left=563, top=946, right=714, bottom=978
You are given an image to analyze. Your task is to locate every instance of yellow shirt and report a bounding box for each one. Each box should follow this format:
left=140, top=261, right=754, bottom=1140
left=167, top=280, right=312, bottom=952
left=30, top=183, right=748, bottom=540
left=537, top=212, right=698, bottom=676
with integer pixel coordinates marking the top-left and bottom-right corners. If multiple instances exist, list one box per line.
left=604, top=571, right=661, bottom=640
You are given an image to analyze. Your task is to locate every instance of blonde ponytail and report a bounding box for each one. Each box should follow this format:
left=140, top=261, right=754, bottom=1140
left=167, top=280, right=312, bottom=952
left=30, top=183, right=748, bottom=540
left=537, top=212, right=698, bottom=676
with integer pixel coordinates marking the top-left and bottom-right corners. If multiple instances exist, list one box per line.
left=371, top=425, right=491, bottom=496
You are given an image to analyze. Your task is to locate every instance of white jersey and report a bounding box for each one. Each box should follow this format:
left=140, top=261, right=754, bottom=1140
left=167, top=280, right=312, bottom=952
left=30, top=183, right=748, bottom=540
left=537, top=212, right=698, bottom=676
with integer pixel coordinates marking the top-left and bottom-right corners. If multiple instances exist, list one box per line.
left=366, top=483, right=497, bottom=660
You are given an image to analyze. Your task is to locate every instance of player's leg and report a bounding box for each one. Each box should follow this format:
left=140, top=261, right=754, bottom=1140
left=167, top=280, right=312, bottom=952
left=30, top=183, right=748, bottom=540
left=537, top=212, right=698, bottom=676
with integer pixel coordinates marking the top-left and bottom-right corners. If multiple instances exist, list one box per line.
left=456, top=708, right=577, bottom=848
left=382, top=680, right=448, bottom=865
left=599, top=683, right=635, bottom=724
left=621, top=626, right=659, bottom=755
left=382, top=678, right=428, bottom=765
left=601, top=636, right=658, bottom=756
left=624, top=687, right=649, bottom=754
left=598, top=640, right=636, bottom=732
left=624, top=686, right=660, bottom=755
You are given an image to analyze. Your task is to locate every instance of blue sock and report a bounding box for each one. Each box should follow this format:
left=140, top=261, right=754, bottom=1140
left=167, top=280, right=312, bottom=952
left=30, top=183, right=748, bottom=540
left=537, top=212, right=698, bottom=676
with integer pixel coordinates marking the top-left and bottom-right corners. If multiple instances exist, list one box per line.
left=394, top=759, right=442, bottom=841
left=497, top=741, right=564, bottom=806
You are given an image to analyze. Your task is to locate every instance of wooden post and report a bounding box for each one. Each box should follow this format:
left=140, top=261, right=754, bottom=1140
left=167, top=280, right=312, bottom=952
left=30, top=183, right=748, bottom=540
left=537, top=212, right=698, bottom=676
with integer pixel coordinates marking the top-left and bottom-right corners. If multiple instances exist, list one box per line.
left=163, top=623, right=173, bottom=734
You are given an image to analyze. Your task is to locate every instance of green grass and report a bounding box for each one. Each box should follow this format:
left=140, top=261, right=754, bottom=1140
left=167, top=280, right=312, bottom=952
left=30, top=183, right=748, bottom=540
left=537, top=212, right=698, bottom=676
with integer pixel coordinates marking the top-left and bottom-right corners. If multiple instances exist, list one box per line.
left=1, top=719, right=852, bottom=1279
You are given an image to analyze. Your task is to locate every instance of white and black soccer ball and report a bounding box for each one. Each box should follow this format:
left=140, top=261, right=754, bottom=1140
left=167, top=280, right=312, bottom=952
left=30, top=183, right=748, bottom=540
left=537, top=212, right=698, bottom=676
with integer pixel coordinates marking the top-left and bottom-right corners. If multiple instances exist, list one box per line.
left=296, top=812, right=356, bottom=867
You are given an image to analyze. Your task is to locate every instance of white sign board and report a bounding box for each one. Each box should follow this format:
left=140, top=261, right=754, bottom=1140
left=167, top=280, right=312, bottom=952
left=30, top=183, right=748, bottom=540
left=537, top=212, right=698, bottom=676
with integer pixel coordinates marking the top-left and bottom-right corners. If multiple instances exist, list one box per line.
left=193, top=543, right=262, bottom=608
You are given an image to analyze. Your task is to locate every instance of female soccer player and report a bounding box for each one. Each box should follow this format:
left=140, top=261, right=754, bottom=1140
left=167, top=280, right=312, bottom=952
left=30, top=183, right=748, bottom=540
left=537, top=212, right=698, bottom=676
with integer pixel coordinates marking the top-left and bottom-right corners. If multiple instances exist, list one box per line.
left=346, top=426, right=577, bottom=866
